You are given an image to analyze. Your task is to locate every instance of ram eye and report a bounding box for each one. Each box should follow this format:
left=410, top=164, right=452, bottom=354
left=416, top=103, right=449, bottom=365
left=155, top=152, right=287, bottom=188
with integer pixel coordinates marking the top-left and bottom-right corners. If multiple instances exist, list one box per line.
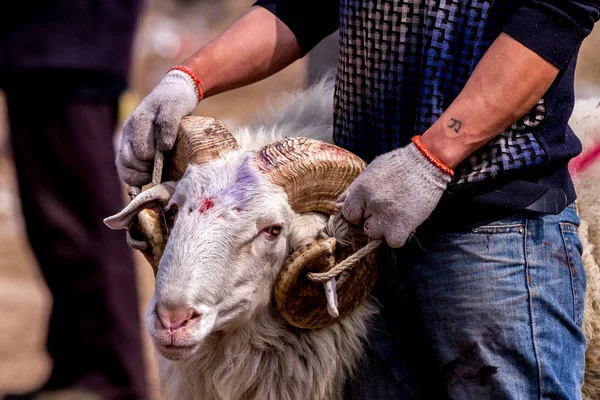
left=264, top=225, right=282, bottom=238
left=163, top=204, right=179, bottom=230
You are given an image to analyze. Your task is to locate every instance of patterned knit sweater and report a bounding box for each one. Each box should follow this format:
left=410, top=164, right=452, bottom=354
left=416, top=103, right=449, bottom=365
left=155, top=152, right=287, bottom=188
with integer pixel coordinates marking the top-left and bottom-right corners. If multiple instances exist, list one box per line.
left=255, top=0, right=600, bottom=231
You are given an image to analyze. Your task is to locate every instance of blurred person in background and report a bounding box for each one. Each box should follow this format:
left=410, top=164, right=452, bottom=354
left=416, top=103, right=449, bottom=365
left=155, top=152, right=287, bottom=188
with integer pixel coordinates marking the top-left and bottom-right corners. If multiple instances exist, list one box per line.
left=116, top=0, right=599, bottom=399
left=0, top=1, right=148, bottom=399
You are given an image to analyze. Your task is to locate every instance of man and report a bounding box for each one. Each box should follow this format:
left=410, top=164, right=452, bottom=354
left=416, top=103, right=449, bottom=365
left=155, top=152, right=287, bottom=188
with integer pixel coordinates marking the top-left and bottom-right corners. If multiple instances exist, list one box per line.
left=0, top=1, right=148, bottom=399
left=116, top=1, right=600, bottom=398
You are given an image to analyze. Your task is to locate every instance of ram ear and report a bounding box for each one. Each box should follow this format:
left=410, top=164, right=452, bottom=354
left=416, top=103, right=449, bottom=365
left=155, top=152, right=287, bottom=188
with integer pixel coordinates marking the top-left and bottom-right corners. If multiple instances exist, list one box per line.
left=104, top=182, right=177, bottom=230
left=104, top=182, right=177, bottom=276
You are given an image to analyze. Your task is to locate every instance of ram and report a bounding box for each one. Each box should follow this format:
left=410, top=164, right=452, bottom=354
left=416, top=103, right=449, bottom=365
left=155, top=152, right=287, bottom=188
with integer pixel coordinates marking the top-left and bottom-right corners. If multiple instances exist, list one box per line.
left=105, top=80, right=600, bottom=400
left=105, top=78, right=381, bottom=400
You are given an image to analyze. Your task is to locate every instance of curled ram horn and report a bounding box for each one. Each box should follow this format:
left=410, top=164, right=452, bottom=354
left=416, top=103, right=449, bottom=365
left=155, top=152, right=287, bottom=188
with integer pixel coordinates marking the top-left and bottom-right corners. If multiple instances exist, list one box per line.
left=168, top=116, right=241, bottom=181
left=105, top=116, right=240, bottom=274
left=254, top=138, right=367, bottom=215
left=255, top=138, right=381, bottom=329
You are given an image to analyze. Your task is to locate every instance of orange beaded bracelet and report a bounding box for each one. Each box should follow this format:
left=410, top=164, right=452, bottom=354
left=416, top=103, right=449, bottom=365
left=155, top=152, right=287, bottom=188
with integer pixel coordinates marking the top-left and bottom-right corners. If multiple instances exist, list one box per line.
left=412, top=135, right=454, bottom=177
left=168, top=65, right=204, bottom=102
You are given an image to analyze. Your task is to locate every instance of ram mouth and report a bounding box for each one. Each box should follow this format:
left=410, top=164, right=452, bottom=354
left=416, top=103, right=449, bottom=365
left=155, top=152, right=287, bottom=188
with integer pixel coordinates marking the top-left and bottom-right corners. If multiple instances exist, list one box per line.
left=156, top=342, right=200, bottom=361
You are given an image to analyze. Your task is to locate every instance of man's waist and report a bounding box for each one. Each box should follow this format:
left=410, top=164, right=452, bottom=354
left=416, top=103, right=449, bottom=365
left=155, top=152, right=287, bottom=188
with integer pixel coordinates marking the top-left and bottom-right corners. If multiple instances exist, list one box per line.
left=419, top=163, right=576, bottom=234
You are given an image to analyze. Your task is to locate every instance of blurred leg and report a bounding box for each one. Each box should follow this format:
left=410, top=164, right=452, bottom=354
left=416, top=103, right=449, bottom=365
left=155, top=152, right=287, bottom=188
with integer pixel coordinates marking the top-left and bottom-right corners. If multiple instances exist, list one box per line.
left=5, top=91, right=148, bottom=399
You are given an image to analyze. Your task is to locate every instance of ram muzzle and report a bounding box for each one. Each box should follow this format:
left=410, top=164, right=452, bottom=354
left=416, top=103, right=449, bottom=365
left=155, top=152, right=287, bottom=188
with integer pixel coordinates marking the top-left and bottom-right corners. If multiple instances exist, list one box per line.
left=104, top=116, right=381, bottom=329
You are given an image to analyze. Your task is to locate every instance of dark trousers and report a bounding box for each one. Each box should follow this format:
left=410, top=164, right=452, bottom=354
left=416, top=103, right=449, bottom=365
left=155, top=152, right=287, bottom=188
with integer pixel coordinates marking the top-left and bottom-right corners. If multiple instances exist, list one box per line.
left=3, top=87, right=148, bottom=399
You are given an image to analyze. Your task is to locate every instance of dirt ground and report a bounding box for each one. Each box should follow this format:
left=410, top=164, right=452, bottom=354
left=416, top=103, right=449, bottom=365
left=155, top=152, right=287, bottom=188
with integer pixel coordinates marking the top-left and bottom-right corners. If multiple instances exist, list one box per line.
left=0, top=4, right=598, bottom=398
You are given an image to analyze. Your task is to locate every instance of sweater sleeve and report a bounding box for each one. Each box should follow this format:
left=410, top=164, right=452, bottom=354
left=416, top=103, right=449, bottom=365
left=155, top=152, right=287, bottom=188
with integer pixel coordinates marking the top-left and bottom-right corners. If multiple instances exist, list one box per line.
left=253, top=0, right=340, bottom=56
left=502, top=1, right=600, bottom=69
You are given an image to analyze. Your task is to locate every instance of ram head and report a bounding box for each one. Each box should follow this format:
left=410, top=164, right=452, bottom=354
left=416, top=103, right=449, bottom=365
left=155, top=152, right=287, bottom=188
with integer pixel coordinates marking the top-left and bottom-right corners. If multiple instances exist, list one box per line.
left=104, top=117, right=381, bottom=359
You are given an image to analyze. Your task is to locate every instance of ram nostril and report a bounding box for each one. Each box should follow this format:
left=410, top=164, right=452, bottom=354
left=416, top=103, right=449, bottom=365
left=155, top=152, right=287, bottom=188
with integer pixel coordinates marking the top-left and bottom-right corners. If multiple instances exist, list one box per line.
left=191, top=311, right=201, bottom=321
left=156, top=304, right=201, bottom=331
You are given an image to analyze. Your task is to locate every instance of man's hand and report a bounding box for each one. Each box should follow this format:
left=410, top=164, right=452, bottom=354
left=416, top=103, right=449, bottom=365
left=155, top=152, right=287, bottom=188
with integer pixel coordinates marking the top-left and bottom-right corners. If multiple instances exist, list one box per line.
left=115, top=6, right=302, bottom=188
left=116, top=69, right=200, bottom=187
left=340, top=138, right=452, bottom=248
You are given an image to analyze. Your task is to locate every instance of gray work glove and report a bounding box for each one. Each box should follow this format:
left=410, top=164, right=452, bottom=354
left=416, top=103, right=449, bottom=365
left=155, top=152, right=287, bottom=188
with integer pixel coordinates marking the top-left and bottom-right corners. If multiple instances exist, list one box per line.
left=116, top=69, right=200, bottom=187
left=339, top=139, right=452, bottom=248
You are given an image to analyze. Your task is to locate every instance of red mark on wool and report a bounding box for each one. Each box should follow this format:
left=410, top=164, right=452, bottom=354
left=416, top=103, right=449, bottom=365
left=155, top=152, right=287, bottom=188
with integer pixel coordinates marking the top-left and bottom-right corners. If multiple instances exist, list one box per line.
left=199, top=198, right=215, bottom=214
left=569, top=141, right=600, bottom=175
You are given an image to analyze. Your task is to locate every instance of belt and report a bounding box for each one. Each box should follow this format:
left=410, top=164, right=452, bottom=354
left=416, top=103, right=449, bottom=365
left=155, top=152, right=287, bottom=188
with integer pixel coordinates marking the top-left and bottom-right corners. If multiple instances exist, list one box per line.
left=524, top=187, right=568, bottom=214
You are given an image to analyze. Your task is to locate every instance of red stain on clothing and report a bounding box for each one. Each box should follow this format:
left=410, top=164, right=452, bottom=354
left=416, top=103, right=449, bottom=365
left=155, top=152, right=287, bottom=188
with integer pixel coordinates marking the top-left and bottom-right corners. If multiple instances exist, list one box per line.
left=199, top=198, right=214, bottom=214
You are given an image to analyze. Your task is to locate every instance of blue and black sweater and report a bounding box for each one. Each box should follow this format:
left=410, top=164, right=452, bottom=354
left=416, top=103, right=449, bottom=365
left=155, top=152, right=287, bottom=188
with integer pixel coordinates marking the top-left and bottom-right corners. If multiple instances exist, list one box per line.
left=254, top=0, right=600, bottom=232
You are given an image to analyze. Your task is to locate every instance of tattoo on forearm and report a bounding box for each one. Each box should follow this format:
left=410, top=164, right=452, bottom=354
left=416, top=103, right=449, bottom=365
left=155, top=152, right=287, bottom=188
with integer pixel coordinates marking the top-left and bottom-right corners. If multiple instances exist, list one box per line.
left=448, top=118, right=462, bottom=133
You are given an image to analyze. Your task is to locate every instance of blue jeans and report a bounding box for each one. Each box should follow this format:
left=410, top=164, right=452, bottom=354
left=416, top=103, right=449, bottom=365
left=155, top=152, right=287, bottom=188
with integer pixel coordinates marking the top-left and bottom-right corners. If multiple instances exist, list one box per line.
left=345, top=203, right=587, bottom=399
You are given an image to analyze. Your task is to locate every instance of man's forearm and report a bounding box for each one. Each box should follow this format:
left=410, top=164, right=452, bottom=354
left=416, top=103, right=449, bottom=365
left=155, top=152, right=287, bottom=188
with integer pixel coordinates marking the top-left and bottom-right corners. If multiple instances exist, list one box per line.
left=420, top=32, right=560, bottom=169
left=180, top=6, right=302, bottom=99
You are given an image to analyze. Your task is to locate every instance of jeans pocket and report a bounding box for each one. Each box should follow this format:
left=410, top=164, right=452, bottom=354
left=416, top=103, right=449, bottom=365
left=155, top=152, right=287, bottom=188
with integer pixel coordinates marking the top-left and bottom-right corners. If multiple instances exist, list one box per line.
left=559, top=222, right=586, bottom=326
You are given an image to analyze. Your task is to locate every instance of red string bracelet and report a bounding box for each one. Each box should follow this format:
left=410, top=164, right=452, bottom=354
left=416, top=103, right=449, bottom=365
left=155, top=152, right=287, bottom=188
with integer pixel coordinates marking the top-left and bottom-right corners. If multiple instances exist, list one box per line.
left=412, top=135, right=454, bottom=177
left=168, top=65, right=204, bottom=102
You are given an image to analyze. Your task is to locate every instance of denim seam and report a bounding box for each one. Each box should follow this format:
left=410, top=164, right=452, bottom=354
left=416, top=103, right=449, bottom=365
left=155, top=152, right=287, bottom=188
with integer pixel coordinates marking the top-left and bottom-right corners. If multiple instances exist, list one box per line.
left=559, top=223, right=579, bottom=324
left=524, top=214, right=543, bottom=399
left=471, top=224, right=524, bottom=234
left=473, top=224, right=524, bottom=230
